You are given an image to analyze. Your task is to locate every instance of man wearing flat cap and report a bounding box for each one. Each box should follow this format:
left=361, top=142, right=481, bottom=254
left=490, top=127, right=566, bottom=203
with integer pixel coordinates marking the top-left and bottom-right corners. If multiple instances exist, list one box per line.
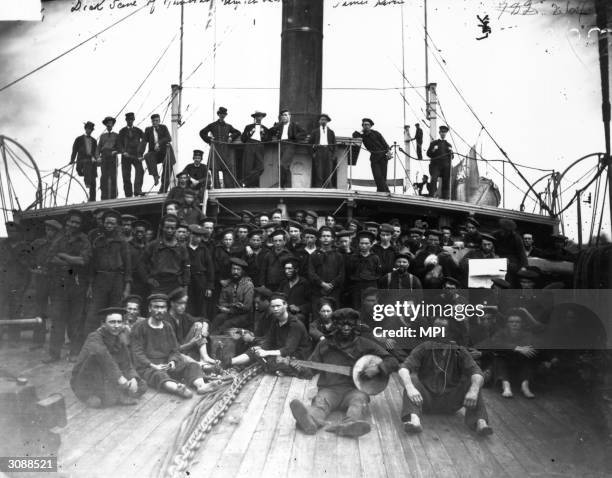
left=459, top=232, right=498, bottom=287
left=142, top=214, right=190, bottom=295
left=71, top=121, right=98, bottom=201
left=180, top=188, right=205, bottom=226
left=279, top=255, right=311, bottom=324
left=183, top=149, right=211, bottom=200
left=246, top=229, right=270, bottom=288
left=84, top=209, right=132, bottom=339
left=42, top=209, right=91, bottom=363
left=131, top=294, right=218, bottom=397
left=199, top=107, right=241, bottom=188
left=259, top=229, right=294, bottom=291
left=186, top=224, right=214, bottom=317
left=118, top=112, right=145, bottom=197
left=464, top=217, right=482, bottom=249
left=241, top=111, right=269, bottom=187
left=372, top=223, right=399, bottom=274
left=309, top=114, right=337, bottom=188
left=347, top=230, right=383, bottom=308
left=426, top=125, right=454, bottom=200
left=414, top=122, right=424, bottom=160
left=411, top=229, right=458, bottom=287
left=96, top=116, right=121, bottom=199
left=71, top=307, right=146, bottom=408
left=309, top=226, right=345, bottom=307
left=289, top=308, right=399, bottom=437
left=211, top=257, right=254, bottom=333
left=352, top=118, right=391, bottom=193
left=140, top=113, right=174, bottom=193
left=493, top=218, right=528, bottom=285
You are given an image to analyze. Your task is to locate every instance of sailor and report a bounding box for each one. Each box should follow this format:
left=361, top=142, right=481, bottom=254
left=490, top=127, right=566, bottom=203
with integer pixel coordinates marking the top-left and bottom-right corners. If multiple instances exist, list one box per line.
left=270, top=208, right=284, bottom=226
left=88, top=207, right=109, bottom=243
left=166, top=288, right=217, bottom=365
left=441, top=226, right=455, bottom=247
left=123, top=295, right=145, bottom=330
left=463, top=217, right=482, bottom=248
left=286, top=219, right=304, bottom=254
left=130, top=294, right=218, bottom=398
left=118, top=112, right=145, bottom=197
left=199, top=106, right=242, bottom=188
left=186, top=224, right=214, bottom=317
left=352, top=118, right=391, bottom=193
left=304, top=210, right=318, bottom=228
left=279, top=255, right=311, bottom=325
left=399, top=316, right=493, bottom=436
left=43, top=210, right=91, bottom=363
left=372, top=223, right=397, bottom=274
left=289, top=308, right=399, bottom=437
left=347, top=230, right=383, bottom=309
left=120, top=214, right=137, bottom=241
left=166, top=170, right=190, bottom=204
left=211, top=257, right=254, bottom=333
left=96, top=116, right=121, bottom=200
left=241, top=111, right=269, bottom=187
left=84, top=209, right=132, bottom=338
left=141, top=113, right=174, bottom=193
left=378, top=249, right=422, bottom=291
left=540, top=233, right=577, bottom=262
left=259, top=229, right=293, bottom=291
left=309, top=113, right=337, bottom=188
left=71, top=307, right=147, bottom=408
left=180, top=188, right=205, bottom=226
left=414, top=122, right=424, bottom=160
left=253, top=286, right=274, bottom=337
left=459, top=233, right=498, bottom=286
left=240, top=210, right=256, bottom=225
left=308, top=226, right=345, bottom=307
left=426, top=125, right=453, bottom=199
left=268, top=109, right=307, bottom=188
left=493, top=218, right=528, bottom=285
left=142, top=214, right=190, bottom=295
left=234, top=223, right=251, bottom=248
left=183, top=149, right=211, bottom=199
left=70, top=121, right=98, bottom=201
left=308, top=297, right=337, bottom=343
left=415, top=174, right=431, bottom=196
left=227, top=293, right=311, bottom=372
left=129, top=219, right=151, bottom=299
left=245, top=229, right=270, bottom=287
left=522, top=232, right=543, bottom=258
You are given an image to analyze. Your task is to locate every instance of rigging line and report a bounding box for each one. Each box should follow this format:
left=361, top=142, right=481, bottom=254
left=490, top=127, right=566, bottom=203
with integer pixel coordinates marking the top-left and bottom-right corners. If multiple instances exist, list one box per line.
left=560, top=165, right=598, bottom=196
left=0, top=3, right=149, bottom=94
left=4, top=146, right=39, bottom=191
left=595, top=175, right=609, bottom=246
left=588, top=169, right=602, bottom=243
left=556, top=166, right=606, bottom=216
left=397, top=90, right=423, bottom=125
left=114, top=33, right=178, bottom=119
left=138, top=92, right=174, bottom=127
left=426, top=46, right=552, bottom=213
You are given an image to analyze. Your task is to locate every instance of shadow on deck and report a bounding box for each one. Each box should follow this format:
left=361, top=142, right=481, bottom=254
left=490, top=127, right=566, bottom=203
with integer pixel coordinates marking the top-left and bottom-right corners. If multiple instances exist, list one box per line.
left=0, top=341, right=609, bottom=478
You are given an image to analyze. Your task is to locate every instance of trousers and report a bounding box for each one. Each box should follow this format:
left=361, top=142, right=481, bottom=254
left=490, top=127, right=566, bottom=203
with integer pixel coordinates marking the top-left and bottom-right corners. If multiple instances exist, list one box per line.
left=121, top=155, right=144, bottom=197
left=400, top=374, right=488, bottom=429
left=308, top=385, right=370, bottom=423
left=84, top=272, right=124, bottom=337
left=49, top=278, right=87, bottom=358
left=100, top=151, right=118, bottom=200
left=242, top=142, right=264, bottom=187
left=370, top=157, right=389, bottom=192
left=429, top=159, right=451, bottom=199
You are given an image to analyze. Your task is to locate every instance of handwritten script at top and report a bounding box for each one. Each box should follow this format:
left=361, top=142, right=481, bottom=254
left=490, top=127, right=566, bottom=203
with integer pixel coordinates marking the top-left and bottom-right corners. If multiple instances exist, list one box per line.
left=69, top=0, right=407, bottom=14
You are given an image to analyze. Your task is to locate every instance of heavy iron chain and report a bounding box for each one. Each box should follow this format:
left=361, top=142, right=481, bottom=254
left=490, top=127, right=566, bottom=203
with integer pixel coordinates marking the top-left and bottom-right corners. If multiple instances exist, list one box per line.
left=163, top=364, right=263, bottom=478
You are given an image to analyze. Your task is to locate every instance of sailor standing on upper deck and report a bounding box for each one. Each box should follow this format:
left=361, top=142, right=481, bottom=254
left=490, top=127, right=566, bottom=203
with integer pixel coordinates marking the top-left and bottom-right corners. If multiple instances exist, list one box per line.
left=352, top=118, right=391, bottom=193
left=427, top=125, right=454, bottom=200
left=269, top=109, right=307, bottom=188
left=70, top=121, right=98, bottom=202
left=241, top=111, right=269, bottom=187
left=96, top=116, right=121, bottom=200
left=309, top=113, right=336, bottom=188
left=199, top=107, right=241, bottom=188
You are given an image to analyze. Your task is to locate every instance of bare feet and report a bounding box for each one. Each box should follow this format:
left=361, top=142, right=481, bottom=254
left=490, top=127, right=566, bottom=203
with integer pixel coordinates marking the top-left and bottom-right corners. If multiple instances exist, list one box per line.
left=476, top=418, right=493, bottom=436
left=502, top=381, right=513, bottom=398
left=403, top=414, right=423, bottom=434
left=195, top=380, right=224, bottom=395
left=521, top=380, right=535, bottom=399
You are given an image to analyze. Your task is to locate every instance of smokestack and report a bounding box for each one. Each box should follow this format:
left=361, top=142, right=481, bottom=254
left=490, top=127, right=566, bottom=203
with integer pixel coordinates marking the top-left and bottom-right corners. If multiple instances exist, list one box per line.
left=279, top=0, right=324, bottom=132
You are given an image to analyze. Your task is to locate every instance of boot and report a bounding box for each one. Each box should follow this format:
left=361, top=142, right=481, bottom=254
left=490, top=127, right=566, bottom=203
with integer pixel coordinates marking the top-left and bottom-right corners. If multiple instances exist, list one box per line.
left=290, top=399, right=319, bottom=435
left=325, top=419, right=371, bottom=438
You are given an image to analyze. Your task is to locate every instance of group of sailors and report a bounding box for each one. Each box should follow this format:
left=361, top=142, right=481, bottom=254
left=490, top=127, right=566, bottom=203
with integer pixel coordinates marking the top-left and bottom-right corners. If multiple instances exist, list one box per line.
left=70, top=107, right=455, bottom=199
left=0, top=204, right=588, bottom=439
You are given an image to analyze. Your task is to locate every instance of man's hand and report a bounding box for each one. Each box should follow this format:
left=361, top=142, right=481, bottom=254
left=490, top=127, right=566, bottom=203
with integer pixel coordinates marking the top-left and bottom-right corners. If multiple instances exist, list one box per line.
left=515, top=345, right=537, bottom=358
left=245, top=246, right=254, bottom=256
left=321, top=282, right=333, bottom=293
left=218, top=306, right=230, bottom=314
left=86, top=285, right=93, bottom=299
left=288, top=304, right=300, bottom=315
left=127, top=378, right=138, bottom=394
left=362, top=364, right=380, bottom=378
left=464, top=388, right=479, bottom=408
left=205, top=289, right=213, bottom=298
left=406, top=385, right=423, bottom=406
left=150, top=363, right=167, bottom=371
left=220, top=279, right=230, bottom=287
left=118, top=376, right=128, bottom=387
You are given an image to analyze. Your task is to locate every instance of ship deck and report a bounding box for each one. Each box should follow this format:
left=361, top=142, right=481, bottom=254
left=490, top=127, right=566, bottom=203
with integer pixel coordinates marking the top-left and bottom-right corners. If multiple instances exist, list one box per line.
left=1, top=341, right=609, bottom=478
left=14, top=188, right=556, bottom=231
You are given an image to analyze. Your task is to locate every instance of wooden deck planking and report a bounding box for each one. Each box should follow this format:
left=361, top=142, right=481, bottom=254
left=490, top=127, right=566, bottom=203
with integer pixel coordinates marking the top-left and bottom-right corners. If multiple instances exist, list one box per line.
left=2, top=341, right=610, bottom=478
left=247, top=377, right=308, bottom=478
left=185, top=374, right=268, bottom=477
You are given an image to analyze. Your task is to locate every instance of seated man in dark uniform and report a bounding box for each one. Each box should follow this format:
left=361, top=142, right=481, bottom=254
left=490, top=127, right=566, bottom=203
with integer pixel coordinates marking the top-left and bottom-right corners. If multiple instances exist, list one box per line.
left=131, top=294, right=218, bottom=398
left=71, top=307, right=147, bottom=408
left=228, top=293, right=311, bottom=373
left=289, top=308, right=399, bottom=437
left=399, top=316, right=493, bottom=436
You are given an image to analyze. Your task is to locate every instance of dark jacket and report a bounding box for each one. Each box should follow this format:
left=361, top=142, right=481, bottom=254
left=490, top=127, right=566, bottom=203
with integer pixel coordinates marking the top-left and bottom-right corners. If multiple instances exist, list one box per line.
left=140, top=124, right=172, bottom=155
left=199, top=120, right=241, bottom=144
left=118, top=126, right=144, bottom=157
left=241, top=123, right=270, bottom=143
left=309, top=126, right=336, bottom=154
left=188, top=244, right=215, bottom=289
left=261, top=314, right=312, bottom=359
left=269, top=122, right=306, bottom=142
left=427, top=139, right=453, bottom=162
left=308, top=248, right=345, bottom=294
left=259, top=247, right=294, bottom=291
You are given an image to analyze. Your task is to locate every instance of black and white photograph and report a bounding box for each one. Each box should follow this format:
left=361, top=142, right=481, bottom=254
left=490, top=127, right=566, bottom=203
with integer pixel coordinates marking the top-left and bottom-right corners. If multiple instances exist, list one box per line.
left=0, top=0, right=611, bottom=476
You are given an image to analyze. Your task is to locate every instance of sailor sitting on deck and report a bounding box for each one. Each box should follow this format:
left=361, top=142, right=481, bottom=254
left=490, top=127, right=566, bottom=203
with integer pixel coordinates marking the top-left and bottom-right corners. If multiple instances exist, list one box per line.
left=289, top=308, right=399, bottom=438
left=227, top=293, right=311, bottom=375
left=130, top=294, right=220, bottom=399
left=71, top=307, right=147, bottom=408
left=399, top=316, right=493, bottom=436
